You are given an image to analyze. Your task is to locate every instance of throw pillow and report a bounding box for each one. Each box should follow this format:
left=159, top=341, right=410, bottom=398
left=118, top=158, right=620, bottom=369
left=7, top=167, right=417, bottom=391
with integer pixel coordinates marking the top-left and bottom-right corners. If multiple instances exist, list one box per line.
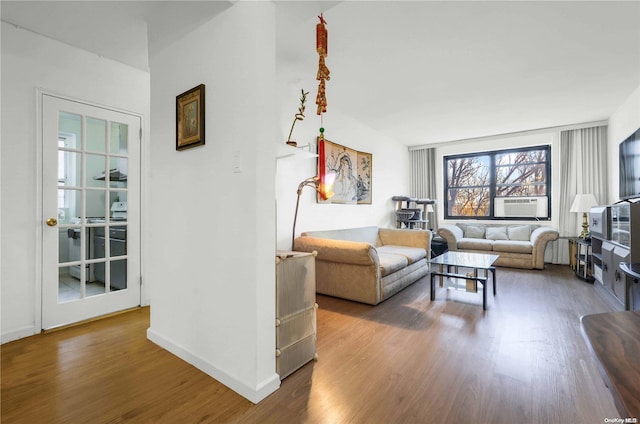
left=508, top=225, right=531, bottom=241
left=486, top=226, right=508, bottom=240
left=464, top=224, right=485, bottom=239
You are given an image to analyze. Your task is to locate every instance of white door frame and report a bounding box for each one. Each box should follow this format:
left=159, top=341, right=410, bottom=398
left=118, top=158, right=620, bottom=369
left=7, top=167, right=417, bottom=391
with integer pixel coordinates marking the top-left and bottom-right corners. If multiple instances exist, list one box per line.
left=35, top=88, right=146, bottom=332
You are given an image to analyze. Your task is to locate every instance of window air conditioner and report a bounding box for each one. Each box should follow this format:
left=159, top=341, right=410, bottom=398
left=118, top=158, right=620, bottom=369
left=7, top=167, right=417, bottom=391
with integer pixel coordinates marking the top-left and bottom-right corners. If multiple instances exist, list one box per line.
left=494, top=196, right=548, bottom=218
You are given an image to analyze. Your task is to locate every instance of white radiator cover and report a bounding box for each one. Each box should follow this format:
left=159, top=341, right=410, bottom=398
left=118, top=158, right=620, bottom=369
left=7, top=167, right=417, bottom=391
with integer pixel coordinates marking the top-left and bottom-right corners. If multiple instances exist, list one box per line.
left=494, top=196, right=548, bottom=218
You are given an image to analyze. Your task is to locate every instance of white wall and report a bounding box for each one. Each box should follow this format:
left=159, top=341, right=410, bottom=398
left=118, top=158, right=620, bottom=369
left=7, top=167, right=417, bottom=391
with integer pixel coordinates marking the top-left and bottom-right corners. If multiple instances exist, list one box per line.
left=275, top=108, right=411, bottom=249
left=0, top=22, right=150, bottom=342
left=145, top=3, right=279, bottom=403
left=607, top=84, right=640, bottom=204
left=275, top=75, right=411, bottom=249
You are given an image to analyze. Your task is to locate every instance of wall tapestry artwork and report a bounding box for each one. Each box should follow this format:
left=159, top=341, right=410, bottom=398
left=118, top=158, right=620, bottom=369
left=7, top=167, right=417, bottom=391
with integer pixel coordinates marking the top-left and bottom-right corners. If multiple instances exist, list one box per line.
left=318, top=138, right=372, bottom=204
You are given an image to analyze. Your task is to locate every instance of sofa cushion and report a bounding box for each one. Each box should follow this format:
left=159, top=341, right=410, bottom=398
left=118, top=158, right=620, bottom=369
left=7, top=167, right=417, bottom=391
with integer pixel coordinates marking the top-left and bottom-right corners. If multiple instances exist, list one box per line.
left=377, top=245, right=426, bottom=264
left=457, top=223, right=485, bottom=239
left=378, top=253, right=409, bottom=276
left=508, top=225, right=532, bottom=241
left=493, top=240, right=533, bottom=254
left=457, top=238, right=493, bottom=251
left=486, top=226, right=508, bottom=240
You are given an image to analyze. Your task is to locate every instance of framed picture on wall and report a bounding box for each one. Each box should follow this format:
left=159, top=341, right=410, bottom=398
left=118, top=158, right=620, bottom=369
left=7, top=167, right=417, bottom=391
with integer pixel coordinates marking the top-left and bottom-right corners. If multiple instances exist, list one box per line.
left=318, top=137, right=372, bottom=205
left=176, top=84, right=205, bottom=151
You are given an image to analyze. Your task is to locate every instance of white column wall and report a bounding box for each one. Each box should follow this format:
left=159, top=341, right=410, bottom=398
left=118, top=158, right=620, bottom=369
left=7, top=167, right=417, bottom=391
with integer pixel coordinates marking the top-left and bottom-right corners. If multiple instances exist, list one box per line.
left=145, top=2, right=279, bottom=403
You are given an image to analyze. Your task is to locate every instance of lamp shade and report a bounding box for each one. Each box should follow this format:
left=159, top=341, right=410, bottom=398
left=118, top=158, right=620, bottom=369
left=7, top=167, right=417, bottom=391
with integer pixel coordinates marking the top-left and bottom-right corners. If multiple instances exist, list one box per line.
left=570, top=194, right=598, bottom=213
left=425, top=204, right=435, bottom=213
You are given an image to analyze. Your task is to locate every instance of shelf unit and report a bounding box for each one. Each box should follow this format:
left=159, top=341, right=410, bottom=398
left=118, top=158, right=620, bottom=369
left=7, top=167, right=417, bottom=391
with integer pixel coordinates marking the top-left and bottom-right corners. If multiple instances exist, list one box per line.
left=392, top=196, right=435, bottom=230
left=569, top=237, right=593, bottom=281
left=275, top=250, right=318, bottom=379
left=276, top=143, right=318, bottom=160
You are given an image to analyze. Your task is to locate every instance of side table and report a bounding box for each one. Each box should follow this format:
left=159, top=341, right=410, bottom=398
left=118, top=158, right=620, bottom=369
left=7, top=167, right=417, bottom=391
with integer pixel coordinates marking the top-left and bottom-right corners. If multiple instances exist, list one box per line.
left=431, top=235, right=448, bottom=258
left=569, top=237, right=593, bottom=281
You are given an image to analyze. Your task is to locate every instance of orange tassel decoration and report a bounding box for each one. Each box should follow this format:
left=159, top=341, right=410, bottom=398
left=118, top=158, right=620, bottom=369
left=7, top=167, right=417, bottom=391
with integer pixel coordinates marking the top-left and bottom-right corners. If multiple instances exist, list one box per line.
left=316, top=13, right=330, bottom=116
left=316, top=14, right=328, bottom=56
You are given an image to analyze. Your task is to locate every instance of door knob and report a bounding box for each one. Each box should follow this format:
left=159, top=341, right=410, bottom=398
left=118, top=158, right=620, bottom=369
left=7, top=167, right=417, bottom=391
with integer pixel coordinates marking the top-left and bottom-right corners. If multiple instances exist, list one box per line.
left=46, top=217, right=58, bottom=227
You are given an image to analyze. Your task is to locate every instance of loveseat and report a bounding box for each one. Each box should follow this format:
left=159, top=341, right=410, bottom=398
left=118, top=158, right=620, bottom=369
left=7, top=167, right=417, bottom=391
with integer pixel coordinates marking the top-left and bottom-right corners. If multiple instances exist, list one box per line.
left=437, top=223, right=559, bottom=270
left=293, top=226, right=431, bottom=305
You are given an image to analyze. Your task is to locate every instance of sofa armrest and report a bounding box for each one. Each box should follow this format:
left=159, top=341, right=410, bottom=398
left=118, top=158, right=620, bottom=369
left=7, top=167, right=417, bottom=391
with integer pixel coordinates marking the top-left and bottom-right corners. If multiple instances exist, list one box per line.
left=293, top=236, right=379, bottom=266
left=438, top=225, right=463, bottom=250
left=378, top=228, right=431, bottom=250
left=530, top=226, right=559, bottom=269
left=530, top=226, right=559, bottom=245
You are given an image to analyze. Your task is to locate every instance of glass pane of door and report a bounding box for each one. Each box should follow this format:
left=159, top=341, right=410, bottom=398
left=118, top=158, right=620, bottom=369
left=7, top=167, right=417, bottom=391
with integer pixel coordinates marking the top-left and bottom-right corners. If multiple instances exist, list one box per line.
left=56, top=114, right=131, bottom=300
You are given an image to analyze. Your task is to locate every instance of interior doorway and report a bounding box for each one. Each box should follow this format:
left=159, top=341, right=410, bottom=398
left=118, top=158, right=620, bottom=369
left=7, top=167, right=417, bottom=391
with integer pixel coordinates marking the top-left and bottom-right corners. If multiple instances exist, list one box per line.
left=40, top=93, right=142, bottom=329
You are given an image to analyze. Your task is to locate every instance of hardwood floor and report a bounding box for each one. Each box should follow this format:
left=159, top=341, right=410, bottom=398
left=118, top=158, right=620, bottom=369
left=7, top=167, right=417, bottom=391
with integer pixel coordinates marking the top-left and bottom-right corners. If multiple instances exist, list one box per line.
left=1, top=265, right=621, bottom=423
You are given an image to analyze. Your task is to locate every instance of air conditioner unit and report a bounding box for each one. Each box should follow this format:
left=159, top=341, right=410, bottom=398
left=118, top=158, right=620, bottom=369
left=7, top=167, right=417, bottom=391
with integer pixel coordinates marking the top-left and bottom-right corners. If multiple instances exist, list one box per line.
left=494, top=196, right=548, bottom=218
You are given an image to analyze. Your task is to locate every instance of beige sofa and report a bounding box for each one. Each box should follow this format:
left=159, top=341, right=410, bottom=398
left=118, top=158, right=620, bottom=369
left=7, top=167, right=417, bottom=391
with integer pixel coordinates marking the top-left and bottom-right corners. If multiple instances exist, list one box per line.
left=438, top=223, right=559, bottom=270
left=293, top=226, right=431, bottom=305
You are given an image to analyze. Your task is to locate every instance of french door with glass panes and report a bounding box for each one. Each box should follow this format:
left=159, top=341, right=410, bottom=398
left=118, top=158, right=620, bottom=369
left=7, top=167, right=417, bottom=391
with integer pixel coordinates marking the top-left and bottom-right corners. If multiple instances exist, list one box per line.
left=41, top=94, right=141, bottom=329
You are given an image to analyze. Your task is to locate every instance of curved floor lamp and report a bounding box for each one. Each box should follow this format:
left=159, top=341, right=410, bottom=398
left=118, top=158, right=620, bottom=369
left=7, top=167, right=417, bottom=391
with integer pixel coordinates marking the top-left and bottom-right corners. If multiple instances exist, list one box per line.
left=292, top=175, right=334, bottom=250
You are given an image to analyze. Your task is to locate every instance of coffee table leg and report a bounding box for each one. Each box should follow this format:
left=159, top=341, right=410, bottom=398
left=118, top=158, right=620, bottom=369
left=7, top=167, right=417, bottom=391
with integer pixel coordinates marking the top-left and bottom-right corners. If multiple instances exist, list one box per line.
left=430, top=271, right=435, bottom=301
left=483, top=278, right=487, bottom=310
left=490, top=267, right=497, bottom=295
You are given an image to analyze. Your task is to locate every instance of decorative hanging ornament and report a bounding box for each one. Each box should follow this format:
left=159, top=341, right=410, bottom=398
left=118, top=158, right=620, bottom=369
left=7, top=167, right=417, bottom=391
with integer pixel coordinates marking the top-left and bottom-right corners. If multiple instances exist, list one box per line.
left=316, top=13, right=330, bottom=119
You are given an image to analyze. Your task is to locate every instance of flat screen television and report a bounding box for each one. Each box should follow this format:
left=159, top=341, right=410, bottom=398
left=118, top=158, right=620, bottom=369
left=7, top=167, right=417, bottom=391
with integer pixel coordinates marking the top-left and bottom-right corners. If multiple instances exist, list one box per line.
left=619, top=128, right=640, bottom=200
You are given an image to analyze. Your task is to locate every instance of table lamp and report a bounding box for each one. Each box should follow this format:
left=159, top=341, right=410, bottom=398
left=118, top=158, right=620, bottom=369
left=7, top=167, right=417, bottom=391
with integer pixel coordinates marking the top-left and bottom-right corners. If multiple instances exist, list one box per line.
left=570, top=193, right=598, bottom=239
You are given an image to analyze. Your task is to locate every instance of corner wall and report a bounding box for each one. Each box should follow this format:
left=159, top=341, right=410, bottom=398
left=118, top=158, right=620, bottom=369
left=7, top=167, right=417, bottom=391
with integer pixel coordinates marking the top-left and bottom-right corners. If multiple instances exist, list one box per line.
left=145, top=3, right=279, bottom=403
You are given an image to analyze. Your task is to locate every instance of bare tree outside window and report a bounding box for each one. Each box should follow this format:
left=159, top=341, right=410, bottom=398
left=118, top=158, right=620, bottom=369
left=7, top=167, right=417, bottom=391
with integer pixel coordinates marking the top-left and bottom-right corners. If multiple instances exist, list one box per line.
left=445, top=146, right=550, bottom=219
left=447, top=156, right=491, bottom=217
left=496, top=150, right=547, bottom=197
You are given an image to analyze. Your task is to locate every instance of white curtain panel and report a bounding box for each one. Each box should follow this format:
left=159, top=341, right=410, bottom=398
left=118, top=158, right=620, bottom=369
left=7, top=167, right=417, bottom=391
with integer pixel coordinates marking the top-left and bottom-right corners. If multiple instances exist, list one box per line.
left=550, top=125, right=608, bottom=264
left=410, top=148, right=438, bottom=229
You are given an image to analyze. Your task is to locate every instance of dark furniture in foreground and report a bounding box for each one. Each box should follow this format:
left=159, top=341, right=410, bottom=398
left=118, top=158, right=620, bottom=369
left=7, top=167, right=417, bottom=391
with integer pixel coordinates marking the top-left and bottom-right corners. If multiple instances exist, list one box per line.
left=581, top=311, right=640, bottom=419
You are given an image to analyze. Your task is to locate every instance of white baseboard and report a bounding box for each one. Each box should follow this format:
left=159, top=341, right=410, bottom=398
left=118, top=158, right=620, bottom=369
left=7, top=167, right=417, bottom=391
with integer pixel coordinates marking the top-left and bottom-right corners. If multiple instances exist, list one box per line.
left=1, top=325, right=37, bottom=344
left=146, top=327, right=280, bottom=404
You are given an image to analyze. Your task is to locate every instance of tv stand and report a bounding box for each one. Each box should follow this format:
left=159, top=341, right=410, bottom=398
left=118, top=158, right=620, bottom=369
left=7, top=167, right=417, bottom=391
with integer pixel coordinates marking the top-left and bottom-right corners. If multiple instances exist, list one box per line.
left=591, top=202, right=640, bottom=311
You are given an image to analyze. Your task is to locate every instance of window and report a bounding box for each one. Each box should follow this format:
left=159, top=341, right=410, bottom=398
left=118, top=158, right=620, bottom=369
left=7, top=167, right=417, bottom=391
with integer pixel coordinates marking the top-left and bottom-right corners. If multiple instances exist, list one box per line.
left=444, top=145, right=551, bottom=220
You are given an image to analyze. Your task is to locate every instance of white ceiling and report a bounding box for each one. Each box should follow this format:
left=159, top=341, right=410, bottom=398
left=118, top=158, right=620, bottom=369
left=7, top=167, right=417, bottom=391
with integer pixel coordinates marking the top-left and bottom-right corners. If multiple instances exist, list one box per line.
left=2, top=1, right=639, bottom=146
left=0, top=1, right=234, bottom=70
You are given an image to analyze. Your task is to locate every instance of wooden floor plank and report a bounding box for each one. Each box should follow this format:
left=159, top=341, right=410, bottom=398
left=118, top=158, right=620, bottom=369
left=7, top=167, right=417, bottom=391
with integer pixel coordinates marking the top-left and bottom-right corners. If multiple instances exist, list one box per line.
left=1, top=265, right=621, bottom=423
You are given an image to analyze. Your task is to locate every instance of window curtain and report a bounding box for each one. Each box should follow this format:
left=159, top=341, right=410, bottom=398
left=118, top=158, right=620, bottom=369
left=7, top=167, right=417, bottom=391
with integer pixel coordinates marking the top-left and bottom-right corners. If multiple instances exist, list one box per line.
left=410, top=148, right=438, bottom=230
left=550, top=125, right=608, bottom=264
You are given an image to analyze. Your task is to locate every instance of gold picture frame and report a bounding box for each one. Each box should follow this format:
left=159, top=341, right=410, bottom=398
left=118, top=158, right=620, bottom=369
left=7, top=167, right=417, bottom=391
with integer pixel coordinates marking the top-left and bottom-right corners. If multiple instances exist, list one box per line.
left=176, top=84, right=205, bottom=151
